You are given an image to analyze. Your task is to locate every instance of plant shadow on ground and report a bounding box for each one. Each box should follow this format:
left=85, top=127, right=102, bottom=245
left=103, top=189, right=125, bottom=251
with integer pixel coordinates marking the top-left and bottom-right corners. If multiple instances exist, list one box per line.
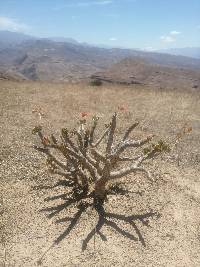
left=33, top=180, right=160, bottom=255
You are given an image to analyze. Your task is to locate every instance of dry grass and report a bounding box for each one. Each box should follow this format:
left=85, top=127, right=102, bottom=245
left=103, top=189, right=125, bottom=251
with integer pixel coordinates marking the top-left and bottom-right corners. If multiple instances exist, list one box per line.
left=0, top=80, right=200, bottom=266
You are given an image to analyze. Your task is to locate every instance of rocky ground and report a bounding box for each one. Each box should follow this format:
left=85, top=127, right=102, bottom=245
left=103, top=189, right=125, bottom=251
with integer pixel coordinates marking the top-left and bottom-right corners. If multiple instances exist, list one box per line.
left=0, top=80, right=200, bottom=266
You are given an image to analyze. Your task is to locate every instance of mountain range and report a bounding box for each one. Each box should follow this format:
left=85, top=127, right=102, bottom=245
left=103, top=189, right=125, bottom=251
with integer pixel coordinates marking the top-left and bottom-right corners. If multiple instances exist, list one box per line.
left=157, top=47, right=200, bottom=59
left=0, top=31, right=200, bottom=86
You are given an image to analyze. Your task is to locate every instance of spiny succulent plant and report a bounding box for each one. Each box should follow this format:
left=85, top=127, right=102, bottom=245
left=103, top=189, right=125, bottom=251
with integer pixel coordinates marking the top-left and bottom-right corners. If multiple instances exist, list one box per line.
left=33, top=113, right=170, bottom=205
left=33, top=113, right=169, bottom=260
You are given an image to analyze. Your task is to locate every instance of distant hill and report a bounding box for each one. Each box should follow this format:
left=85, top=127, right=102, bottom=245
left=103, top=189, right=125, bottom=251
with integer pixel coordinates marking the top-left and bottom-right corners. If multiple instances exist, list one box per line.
left=158, top=47, right=200, bottom=59
left=0, top=39, right=115, bottom=81
left=0, top=31, right=35, bottom=50
left=1, top=31, right=200, bottom=82
left=0, top=69, right=27, bottom=81
left=46, top=37, right=80, bottom=44
left=91, top=58, right=200, bottom=89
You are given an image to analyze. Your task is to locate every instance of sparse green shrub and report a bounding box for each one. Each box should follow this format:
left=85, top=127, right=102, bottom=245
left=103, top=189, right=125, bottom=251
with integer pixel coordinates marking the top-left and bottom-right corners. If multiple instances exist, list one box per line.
left=90, top=78, right=102, bottom=86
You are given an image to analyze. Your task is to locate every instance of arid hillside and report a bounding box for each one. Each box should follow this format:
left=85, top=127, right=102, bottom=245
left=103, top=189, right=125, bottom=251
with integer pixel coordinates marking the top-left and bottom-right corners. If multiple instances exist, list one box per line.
left=0, top=80, right=200, bottom=266
left=1, top=32, right=200, bottom=82
left=92, top=58, right=200, bottom=89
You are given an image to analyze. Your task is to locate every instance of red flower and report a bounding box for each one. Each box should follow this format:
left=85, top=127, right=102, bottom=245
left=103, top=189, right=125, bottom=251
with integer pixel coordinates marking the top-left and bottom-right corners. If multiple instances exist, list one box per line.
left=42, top=136, right=50, bottom=145
left=80, top=112, right=89, bottom=118
left=118, top=106, right=127, bottom=112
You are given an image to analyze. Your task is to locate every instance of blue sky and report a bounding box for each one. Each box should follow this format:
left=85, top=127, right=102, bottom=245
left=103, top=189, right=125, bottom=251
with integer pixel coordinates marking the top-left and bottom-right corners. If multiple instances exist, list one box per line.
left=0, top=0, right=200, bottom=49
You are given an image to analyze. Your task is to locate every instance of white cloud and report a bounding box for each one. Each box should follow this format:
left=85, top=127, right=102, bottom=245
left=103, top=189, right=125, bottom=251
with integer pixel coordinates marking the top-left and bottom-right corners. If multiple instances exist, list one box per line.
left=109, top=37, right=117, bottom=41
left=54, top=0, right=113, bottom=9
left=160, top=35, right=175, bottom=43
left=78, top=0, right=113, bottom=6
left=160, top=30, right=181, bottom=43
left=0, top=16, right=28, bottom=32
left=143, top=46, right=156, bottom=51
left=170, top=30, right=181, bottom=35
